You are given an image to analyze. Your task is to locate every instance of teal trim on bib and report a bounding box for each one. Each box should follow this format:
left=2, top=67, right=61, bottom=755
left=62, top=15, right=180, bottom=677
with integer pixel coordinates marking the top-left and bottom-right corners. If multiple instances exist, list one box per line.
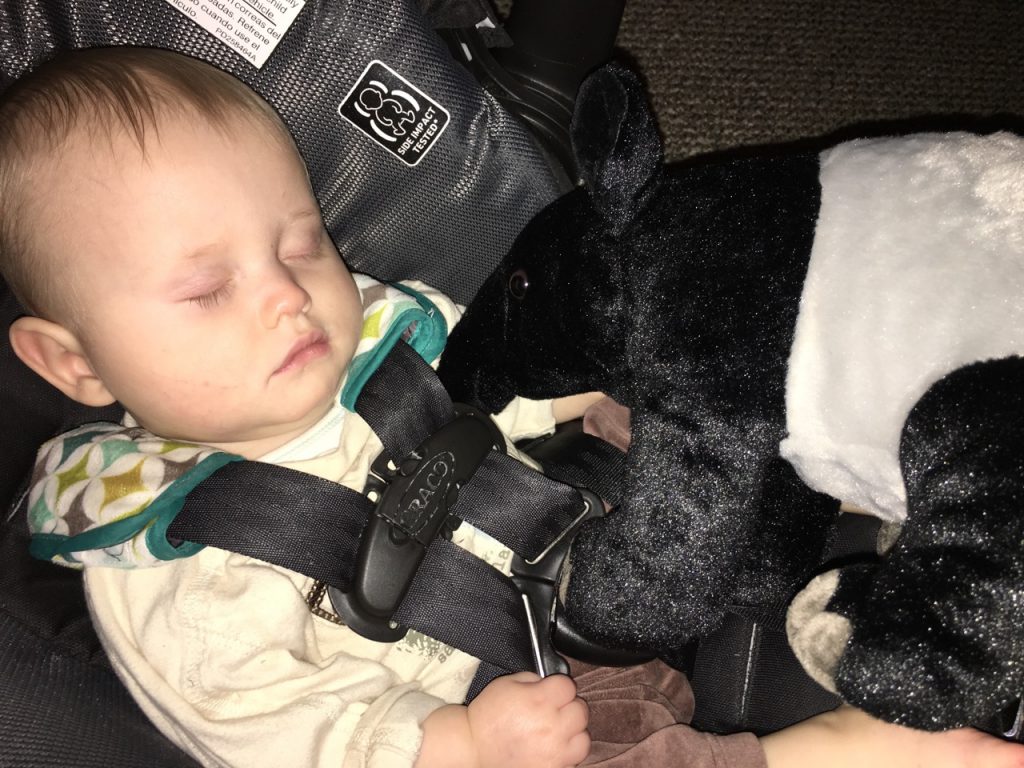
left=144, top=452, right=242, bottom=560
left=340, top=282, right=448, bottom=411
left=392, top=281, right=448, bottom=362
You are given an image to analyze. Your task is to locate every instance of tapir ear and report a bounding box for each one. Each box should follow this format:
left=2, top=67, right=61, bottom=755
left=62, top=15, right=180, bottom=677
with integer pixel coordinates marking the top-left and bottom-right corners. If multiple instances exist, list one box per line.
left=570, top=62, right=664, bottom=236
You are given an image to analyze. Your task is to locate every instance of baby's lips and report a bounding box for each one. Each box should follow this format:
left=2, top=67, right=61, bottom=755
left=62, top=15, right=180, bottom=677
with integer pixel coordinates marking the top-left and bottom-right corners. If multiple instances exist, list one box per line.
left=274, top=330, right=329, bottom=375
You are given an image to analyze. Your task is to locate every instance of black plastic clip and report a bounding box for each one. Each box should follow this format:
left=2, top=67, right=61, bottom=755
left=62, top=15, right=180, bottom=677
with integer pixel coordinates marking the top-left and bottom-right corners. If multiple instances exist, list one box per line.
left=329, top=405, right=505, bottom=641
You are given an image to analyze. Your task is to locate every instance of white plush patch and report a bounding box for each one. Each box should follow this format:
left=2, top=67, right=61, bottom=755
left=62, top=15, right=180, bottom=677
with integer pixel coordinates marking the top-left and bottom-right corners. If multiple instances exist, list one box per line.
left=781, top=133, right=1024, bottom=521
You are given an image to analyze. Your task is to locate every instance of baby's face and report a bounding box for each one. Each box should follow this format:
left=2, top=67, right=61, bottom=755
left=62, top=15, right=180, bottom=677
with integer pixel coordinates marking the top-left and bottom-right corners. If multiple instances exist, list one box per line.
left=32, top=111, right=363, bottom=457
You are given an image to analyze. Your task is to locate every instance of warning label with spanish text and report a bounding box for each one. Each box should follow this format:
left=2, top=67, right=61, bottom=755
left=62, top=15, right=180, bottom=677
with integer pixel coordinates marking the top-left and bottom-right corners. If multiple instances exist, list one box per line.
left=163, top=0, right=305, bottom=69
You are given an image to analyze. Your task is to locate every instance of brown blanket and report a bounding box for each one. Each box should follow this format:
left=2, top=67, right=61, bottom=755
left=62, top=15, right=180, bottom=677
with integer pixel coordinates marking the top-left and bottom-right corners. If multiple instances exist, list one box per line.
left=573, top=659, right=766, bottom=767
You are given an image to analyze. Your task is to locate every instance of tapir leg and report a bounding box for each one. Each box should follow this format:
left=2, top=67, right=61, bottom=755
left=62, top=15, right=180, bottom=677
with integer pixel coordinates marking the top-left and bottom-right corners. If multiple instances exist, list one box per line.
left=732, top=457, right=841, bottom=609
left=790, top=356, right=1024, bottom=730
left=562, top=404, right=780, bottom=653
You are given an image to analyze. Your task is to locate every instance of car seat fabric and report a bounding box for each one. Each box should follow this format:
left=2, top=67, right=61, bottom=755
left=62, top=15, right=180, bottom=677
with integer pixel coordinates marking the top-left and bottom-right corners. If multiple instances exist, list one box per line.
left=0, top=0, right=565, bottom=306
left=0, top=614, right=197, bottom=767
left=1, top=499, right=202, bottom=767
left=0, top=3, right=566, bottom=764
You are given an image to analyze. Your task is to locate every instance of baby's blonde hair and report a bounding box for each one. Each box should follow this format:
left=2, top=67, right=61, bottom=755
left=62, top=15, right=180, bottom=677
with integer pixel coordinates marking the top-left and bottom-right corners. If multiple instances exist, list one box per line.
left=0, top=46, right=295, bottom=323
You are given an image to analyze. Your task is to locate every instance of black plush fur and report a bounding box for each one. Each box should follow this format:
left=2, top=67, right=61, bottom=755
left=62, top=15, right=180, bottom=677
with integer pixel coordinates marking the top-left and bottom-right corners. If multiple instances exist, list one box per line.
left=440, top=63, right=835, bottom=649
left=438, top=63, right=1024, bottom=729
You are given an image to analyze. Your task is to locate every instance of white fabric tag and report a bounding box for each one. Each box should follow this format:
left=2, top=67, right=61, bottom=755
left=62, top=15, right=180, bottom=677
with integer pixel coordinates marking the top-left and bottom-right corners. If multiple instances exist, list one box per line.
left=162, top=0, right=306, bottom=68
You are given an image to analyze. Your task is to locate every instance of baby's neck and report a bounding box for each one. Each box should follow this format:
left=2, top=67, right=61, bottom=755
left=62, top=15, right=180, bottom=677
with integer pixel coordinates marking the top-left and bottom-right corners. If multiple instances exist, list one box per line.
left=205, top=428, right=314, bottom=461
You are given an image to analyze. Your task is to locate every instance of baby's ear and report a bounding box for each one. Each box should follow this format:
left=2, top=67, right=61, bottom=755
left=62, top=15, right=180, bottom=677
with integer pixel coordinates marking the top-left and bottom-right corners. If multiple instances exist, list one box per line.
left=9, top=316, right=116, bottom=406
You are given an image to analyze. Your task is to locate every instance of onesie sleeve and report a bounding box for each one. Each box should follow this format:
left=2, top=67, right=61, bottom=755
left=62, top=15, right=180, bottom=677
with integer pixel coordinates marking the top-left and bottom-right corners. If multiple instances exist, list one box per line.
left=84, top=548, right=452, bottom=768
left=491, top=395, right=557, bottom=441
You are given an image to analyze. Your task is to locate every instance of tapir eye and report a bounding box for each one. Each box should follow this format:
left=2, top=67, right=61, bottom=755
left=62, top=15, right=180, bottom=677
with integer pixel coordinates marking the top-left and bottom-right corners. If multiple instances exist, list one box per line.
left=508, top=269, right=530, bottom=301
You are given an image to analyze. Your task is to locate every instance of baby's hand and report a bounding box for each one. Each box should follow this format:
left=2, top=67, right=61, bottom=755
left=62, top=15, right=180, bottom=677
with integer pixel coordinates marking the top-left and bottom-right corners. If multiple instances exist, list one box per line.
left=468, top=672, right=590, bottom=768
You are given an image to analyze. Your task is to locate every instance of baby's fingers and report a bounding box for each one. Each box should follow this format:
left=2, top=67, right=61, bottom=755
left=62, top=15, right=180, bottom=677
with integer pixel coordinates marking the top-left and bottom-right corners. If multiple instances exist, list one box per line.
left=560, top=695, right=589, bottom=732
left=920, top=727, right=1024, bottom=768
left=557, top=694, right=590, bottom=766
left=538, top=673, right=578, bottom=707
left=960, top=732, right=1024, bottom=768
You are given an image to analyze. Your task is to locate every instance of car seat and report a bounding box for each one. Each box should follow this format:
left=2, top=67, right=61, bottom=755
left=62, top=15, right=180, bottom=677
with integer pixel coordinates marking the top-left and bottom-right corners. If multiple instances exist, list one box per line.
left=3, top=0, right=1023, bottom=765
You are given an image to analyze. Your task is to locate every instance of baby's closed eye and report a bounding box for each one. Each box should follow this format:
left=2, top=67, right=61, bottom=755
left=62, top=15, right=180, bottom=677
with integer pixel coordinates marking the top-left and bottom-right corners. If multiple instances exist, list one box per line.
left=187, top=281, right=234, bottom=309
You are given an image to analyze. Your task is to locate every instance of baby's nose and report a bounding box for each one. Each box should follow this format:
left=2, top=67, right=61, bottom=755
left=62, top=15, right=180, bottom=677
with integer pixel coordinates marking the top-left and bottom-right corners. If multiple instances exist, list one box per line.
left=261, top=270, right=311, bottom=327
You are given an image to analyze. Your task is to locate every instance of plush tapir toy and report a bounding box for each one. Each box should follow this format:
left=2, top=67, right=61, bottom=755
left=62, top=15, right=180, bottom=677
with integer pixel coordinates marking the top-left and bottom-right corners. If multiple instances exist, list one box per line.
left=438, top=62, right=1024, bottom=730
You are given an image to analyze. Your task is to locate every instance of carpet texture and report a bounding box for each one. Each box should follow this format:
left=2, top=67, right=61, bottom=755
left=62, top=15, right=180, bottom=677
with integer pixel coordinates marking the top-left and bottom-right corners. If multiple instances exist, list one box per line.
left=613, top=0, right=1023, bottom=162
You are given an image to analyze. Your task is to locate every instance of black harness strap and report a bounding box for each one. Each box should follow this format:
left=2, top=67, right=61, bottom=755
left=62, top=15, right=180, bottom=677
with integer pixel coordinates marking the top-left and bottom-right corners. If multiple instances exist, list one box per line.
left=526, top=428, right=628, bottom=509
left=169, top=462, right=368, bottom=590
left=162, top=340, right=618, bottom=684
left=394, top=537, right=536, bottom=672
left=169, top=459, right=542, bottom=677
left=452, top=452, right=584, bottom=561
left=355, top=340, right=456, bottom=458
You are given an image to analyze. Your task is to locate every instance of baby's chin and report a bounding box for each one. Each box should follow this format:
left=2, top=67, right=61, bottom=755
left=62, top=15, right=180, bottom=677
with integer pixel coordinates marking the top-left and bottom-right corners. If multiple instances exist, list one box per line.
left=173, top=412, right=329, bottom=460
left=242, top=387, right=344, bottom=458
left=135, top=376, right=345, bottom=458
left=201, top=426, right=309, bottom=460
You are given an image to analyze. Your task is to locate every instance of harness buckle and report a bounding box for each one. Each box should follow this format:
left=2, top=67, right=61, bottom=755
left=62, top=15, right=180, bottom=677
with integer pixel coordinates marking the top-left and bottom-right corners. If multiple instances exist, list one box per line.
left=329, top=405, right=504, bottom=641
left=331, top=404, right=654, bottom=673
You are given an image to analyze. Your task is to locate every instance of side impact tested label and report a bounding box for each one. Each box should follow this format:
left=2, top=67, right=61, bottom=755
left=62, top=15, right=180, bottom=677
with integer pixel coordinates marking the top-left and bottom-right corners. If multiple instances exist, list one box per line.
left=338, top=61, right=450, bottom=166
left=163, top=0, right=305, bottom=68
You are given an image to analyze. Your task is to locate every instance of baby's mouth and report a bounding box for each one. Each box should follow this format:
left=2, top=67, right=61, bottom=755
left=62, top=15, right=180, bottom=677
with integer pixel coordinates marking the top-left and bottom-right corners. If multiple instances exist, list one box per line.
left=274, top=330, right=329, bottom=376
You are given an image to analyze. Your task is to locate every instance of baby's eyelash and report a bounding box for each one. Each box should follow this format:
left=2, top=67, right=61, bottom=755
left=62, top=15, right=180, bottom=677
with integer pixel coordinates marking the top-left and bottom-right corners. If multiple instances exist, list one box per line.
left=283, top=244, right=325, bottom=263
left=281, top=229, right=328, bottom=263
left=189, top=283, right=233, bottom=309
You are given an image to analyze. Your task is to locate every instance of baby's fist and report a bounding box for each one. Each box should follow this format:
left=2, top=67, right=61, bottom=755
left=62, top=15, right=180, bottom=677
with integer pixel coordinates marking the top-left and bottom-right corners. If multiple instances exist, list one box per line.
left=468, top=672, right=590, bottom=768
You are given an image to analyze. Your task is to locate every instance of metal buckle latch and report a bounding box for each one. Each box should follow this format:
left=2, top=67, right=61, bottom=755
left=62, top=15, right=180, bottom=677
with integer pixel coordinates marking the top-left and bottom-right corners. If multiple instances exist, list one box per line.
left=509, top=486, right=604, bottom=676
left=510, top=486, right=654, bottom=676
